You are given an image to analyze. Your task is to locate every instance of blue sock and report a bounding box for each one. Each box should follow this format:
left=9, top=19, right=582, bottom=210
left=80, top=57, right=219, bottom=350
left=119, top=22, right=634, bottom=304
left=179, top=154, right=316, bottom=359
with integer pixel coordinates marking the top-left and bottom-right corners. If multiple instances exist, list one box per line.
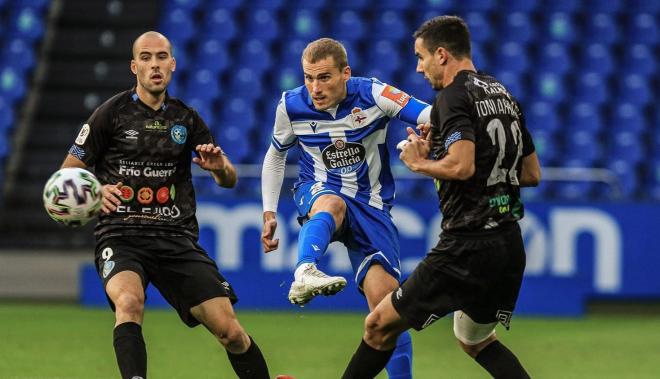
left=385, top=331, right=413, bottom=379
left=296, top=211, right=336, bottom=267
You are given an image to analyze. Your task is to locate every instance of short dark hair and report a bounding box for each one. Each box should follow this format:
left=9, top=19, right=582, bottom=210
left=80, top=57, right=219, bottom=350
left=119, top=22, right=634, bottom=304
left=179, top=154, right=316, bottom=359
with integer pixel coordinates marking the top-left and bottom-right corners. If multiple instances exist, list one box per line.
left=413, top=16, right=471, bottom=59
left=301, top=38, right=348, bottom=70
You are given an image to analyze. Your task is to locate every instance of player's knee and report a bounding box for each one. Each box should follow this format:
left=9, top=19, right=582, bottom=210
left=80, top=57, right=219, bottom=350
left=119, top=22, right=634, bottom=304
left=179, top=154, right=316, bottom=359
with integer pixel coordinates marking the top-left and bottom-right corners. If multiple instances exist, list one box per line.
left=364, top=311, right=394, bottom=349
left=113, top=292, right=144, bottom=317
left=215, top=320, right=248, bottom=353
left=317, top=196, right=346, bottom=226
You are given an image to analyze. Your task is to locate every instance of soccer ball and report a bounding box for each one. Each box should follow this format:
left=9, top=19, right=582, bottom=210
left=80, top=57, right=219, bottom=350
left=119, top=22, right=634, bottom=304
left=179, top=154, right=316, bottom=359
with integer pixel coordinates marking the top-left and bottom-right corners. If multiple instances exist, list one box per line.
left=43, top=167, right=103, bottom=226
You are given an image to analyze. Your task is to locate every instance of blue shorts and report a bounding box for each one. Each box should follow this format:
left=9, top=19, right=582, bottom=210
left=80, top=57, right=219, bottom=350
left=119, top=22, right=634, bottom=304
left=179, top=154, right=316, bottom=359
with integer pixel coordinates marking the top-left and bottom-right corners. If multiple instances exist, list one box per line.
left=294, top=181, right=401, bottom=291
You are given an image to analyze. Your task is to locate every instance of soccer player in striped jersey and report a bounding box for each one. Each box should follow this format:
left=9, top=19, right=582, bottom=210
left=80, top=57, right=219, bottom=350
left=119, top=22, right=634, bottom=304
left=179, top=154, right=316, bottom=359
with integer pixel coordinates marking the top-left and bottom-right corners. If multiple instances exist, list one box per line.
left=260, top=38, right=431, bottom=379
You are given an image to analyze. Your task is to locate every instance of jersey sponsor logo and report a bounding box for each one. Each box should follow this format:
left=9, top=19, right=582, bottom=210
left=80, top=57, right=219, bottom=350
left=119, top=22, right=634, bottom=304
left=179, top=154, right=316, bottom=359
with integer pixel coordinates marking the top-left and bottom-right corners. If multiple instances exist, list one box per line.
left=321, top=140, right=366, bottom=174
left=171, top=124, right=187, bottom=144
left=496, top=310, right=512, bottom=330
left=137, top=187, right=154, bottom=205
left=381, top=85, right=411, bottom=107
left=156, top=186, right=170, bottom=204
left=421, top=313, right=440, bottom=329
left=124, top=129, right=139, bottom=139
left=119, top=185, right=134, bottom=202
left=75, top=124, right=90, bottom=145
left=351, top=107, right=367, bottom=127
left=145, top=120, right=168, bottom=131
left=116, top=204, right=182, bottom=219
left=118, top=164, right=176, bottom=178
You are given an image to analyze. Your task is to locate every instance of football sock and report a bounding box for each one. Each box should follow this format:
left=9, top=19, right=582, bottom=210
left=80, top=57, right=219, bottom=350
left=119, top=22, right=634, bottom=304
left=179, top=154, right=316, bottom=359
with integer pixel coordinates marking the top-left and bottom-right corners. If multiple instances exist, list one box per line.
left=385, top=331, right=413, bottom=379
left=226, top=336, right=270, bottom=379
left=295, top=211, right=336, bottom=270
left=474, top=340, right=530, bottom=379
left=113, top=322, right=147, bottom=379
left=342, top=339, right=394, bottom=379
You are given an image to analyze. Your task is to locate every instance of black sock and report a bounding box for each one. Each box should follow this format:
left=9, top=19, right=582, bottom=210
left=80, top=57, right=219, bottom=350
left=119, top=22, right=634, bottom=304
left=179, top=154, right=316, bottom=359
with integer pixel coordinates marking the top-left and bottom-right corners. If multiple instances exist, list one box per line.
left=342, top=339, right=395, bottom=379
left=226, top=336, right=270, bottom=379
left=113, top=322, right=147, bottom=379
left=475, top=340, right=530, bottom=379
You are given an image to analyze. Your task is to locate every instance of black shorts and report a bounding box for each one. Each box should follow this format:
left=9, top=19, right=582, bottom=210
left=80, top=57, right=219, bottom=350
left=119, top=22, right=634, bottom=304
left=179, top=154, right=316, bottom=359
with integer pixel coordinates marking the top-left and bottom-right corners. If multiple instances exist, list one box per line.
left=392, top=223, right=526, bottom=331
left=94, top=235, right=237, bottom=327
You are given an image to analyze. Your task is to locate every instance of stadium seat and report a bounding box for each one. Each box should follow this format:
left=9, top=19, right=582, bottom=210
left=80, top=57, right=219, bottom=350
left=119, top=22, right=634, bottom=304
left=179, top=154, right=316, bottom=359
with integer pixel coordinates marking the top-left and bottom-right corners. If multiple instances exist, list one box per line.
left=159, top=8, right=195, bottom=45
left=459, top=0, right=496, bottom=12
left=273, top=67, right=302, bottom=92
left=628, top=0, right=660, bottom=13
left=535, top=43, right=572, bottom=74
left=237, top=39, right=272, bottom=73
left=244, top=9, right=280, bottom=42
left=471, top=42, right=489, bottom=69
left=579, top=44, right=613, bottom=75
left=572, top=72, right=608, bottom=105
left=186, top=97, right=215, bottom=127
left=646, top=159, right=660, bottom=199
left=604, top=159, right=639, bottom=199
left=626, top=14, right=659, bottom=45
left=498, top=12, right=535, bottom=45
left=228, top=68, right=263, bottom=100
left=493, top=42, right=528, bottom=73
left=400, top=71, right=435, bottom=105
left=0, top=67, right=26, bottom=104
left=278, top=38, right=307, bottom=68
left=585, top=0, right=622, bottom=13
left=563, top=131, right=603, bottom=164
left=8, top=6, right=44, bottom=41
left=340, top=40, right=363, bottom=73
left=170, top=42, right=189, bottom=71
left=163, top=0, right=201, bottom=11
left=609, top=131, right=645, bottom=164
left=541, top=13, right=576, bottom=43
left=584, top=14, right=619, bottom=45
left=333, top=0, right=369, bottom=9
left=529, top=130, right=558, bottom=165
left=623, top=44, right=657, bottom=76
left=464, top=12, right=492, bottom=44
left=250, top=0, right=284, bottom=10
left=493, top=70, right=525, bottom=101
left=0, top=96, right=14, bottom=133
left=206, top=0, right=243, bottom=12
left=193, top=39, right=229, bottom=74
left=566, top=102, right=603, bottom=134
left=371, top=10, right=409, bottom=41
left=376, top=0, right=413, bottom=10
left=167, top=76, right=182, bottom=97
left=615, top=74, right=651, bottom=106
left=531, top=72, right=565, bottom=103
left=610, top=103, right=647, bottom=134
left=288, top=9, right=323, bottom=40
left=526, top=101, right=559, bottom=134
left=500, top=0, right=538, bottom=12
left=555, top=181, right=594, bottom=200
left=184, top=69, right=220, bottom=101
left=366, top=40, right=401, bottom=76
left=203, top=8, right=237, bottom=42
left=215, top=124, right=250, bottom=162
left=330, top=11, right=365, bottom=41
left=1, top=38, right=36, bottom=74
left=288, top=0, right=326, bottom=10
left=542, top=0, right=579, bottom=12
left=219, top=98, right=257, bottom=130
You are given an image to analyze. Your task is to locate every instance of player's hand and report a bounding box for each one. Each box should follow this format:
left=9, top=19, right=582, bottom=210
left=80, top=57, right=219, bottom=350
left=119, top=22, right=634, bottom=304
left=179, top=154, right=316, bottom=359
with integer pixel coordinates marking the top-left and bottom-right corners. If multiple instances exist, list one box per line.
left=193, top=143, right=227, bottom=171
left=416, top=122, right=432, bottom=140
left=262, top=211, right=279, bottom=253
left=400, top=127, right=431, bottom=171
left=101, top=181, right=123, bottom=214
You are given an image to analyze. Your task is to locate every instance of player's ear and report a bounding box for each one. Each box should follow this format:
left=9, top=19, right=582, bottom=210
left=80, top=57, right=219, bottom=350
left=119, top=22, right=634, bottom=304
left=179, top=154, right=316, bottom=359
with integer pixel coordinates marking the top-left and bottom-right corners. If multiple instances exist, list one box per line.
left=130, top=59, right=137, bottom=75
left=343, top=65, right=351, bottom=80
left=171, top=57, right=176, bottom=72
left=435, top=47, right=448, bottom=65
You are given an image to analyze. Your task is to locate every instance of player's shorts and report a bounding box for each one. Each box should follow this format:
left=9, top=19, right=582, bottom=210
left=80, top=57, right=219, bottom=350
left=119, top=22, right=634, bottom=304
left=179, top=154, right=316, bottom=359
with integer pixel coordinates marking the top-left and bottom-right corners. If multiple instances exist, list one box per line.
left=391, top=222, right=525, bottom=331
left=294, top=181, right=401, bottom=291
left=94, top=235, right=237, bottom=327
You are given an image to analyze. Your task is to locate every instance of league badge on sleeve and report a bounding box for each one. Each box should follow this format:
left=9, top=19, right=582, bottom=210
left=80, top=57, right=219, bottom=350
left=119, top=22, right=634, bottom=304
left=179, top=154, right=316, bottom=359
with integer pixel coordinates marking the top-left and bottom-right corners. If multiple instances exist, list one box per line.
left=381, top=85, right=411, bottom=107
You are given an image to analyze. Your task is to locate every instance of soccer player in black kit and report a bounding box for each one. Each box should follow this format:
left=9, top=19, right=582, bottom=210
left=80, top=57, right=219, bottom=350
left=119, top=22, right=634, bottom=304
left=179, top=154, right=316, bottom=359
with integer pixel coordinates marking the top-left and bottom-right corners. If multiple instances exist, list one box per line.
left=60, top=31, right=270, bottom=379
left=342, top=16, right=541, bottom=379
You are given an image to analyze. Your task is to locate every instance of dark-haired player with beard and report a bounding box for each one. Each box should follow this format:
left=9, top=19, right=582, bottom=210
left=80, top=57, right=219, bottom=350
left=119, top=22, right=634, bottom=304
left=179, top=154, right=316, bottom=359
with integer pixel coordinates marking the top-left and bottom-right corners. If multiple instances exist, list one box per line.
left=342, top=16, right=541, bottom=379
left=60, top=31, right=271, bottom=379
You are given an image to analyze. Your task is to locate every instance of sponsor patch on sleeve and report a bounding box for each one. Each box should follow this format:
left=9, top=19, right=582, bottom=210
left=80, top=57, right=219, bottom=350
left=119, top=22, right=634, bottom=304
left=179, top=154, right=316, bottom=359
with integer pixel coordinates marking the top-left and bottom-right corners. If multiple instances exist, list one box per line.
left=75, top=123, right=90, bottom=145
left=381, top=85, right=411, bottom=107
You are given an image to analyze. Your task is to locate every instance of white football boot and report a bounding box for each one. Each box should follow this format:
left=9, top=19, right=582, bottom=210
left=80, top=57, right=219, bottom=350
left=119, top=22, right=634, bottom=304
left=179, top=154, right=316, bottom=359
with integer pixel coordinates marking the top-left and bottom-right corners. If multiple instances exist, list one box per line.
left=288, top=263, right=347, bottom=305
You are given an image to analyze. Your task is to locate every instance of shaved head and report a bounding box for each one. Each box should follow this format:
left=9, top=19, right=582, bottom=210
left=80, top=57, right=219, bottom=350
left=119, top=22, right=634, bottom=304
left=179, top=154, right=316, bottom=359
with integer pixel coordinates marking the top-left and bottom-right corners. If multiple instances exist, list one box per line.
left=132, top=31, right=172, bottom=59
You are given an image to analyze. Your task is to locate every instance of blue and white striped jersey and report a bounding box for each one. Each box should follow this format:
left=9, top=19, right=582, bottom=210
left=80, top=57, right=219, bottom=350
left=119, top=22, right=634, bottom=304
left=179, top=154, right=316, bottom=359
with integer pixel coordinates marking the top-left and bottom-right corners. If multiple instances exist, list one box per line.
left=270, top=77, right=431, bottom=210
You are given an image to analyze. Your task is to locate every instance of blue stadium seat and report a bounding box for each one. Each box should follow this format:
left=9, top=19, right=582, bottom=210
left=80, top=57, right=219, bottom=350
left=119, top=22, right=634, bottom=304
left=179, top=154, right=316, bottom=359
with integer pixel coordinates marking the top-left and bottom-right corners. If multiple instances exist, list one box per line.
left=493, top=42, right=528, bottom=73
left=611, top=103, right=647, bottom=133
left=531, top=72, right=565, bottom=103
left=229, top=68, right=263, bottom=100
left=366, top=40, right=401, bottom=76
left=250, top=0, right=284, bottom=10
left=585, top=0, right=622, bottom=13
left=186, top=97, right=215, bottom=127
left=584, top=13, right=619, bottom=45
left=623, top=44, right=657, bottom=76
left=567, top=102, right=603, bottom=133
left=184, top=69, right=220, bottom=101
left=289, top=0, right=326, bottom=10
left=563, top=131, right=603, bottom=164
left=273, top=67, right=301, bottom=92
left=579, top=44, right=613, bottom=75
left=202, top=8, right=237, bottom=42
left=542, top=0, right=580, bottom=12
left=555, top=181, right=594, bottom=201
left=215, top=124, right=250, bottom=162
left=363, top=68, right=394, bottom=85
left=493, top=70, right=525, bottom=101
left=609, top=131, right=645, bottom=164
left=170, top=42, right=189, bottom=71
left=8, top=6, right=44, bottom=41
left=464, top=12, right=492, bottom=44
left=371, top=10, right=409, bottom=41
left=647, top=159, right=660, bottom=198
left=340, top=40, right=363, bottom=72
left=628, top=0, right=660, bottom=13
left=1, top=38, right=35, bottom=74
left=573, top=72, right=608, bottom=105
left=0, top=96, right=14, bottom=133
left=332, top=0, right=368, bottom=10
left=163, top=0, right=201, bottom=11
left=237, top=39, right=272, bottom=73
left=535, top=43, right=572, bottom=74
left=416, top=0, right=455, bottom=12
left=498, top=12, right=535, bottom=45
left=193, top=39, right=229, bottom=74
left=529, top=130, right=558, bottom=165
left=541, top=13, right=576, bottom=43
left=500, top=0, right=538, bottom=12
left=526, top=101, right=559, bottom=134
left=206, top=0, right=242, bottom=12
left=244, top=9, right=280, bottom=41
left=616, top=74, right=651, bottom=106
left=626, top=14, right=659, bottom=44
left=168, top=76, right=182, bottom=97
left=330, top=11, right=365, bottom=41
left=288, top=10, right=323, bottom=40
left=0, top=67, right=26, bottom=104
left=605, top=159, right=639, bottom=199
left=159, top=8, right=195, bottom=45
left=459, top=0, right=496, bottom=12
left=219, top=98, right=257, bottom=129
left=471, top=42, right=489, bottom=69
left=376, top=0, right=413, bottom=10
left=278, top=39, right=307, bottom=68
left=400, top=71, right=435, bottom=104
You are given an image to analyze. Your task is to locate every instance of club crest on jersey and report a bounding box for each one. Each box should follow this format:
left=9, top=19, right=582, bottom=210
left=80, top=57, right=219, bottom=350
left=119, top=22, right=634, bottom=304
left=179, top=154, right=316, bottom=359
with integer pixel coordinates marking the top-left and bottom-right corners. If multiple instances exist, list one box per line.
left=351, top=107, right=367, bottom=127
left=321, top=140, right=366, bottom=175
left=171, top=125, right=187, bottom=144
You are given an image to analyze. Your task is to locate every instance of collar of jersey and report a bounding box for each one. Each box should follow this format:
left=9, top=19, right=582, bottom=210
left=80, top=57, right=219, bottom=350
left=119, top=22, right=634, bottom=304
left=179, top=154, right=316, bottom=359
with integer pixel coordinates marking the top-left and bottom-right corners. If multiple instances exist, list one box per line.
left=131, top=88, right=170, bottom=112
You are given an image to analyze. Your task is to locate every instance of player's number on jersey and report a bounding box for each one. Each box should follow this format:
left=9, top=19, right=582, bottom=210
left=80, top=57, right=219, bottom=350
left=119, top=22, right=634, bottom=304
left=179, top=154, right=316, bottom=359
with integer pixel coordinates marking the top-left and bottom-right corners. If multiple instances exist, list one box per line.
left=486, top=118, right=523, bottom=186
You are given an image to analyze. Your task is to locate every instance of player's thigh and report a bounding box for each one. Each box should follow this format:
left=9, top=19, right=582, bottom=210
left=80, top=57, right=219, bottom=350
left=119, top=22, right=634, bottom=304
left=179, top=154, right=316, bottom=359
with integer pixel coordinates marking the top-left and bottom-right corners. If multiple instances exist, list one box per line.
left=95, top=238, right=149, bottom=311
left=363, top=263, right=399, bottom=311
left=105, top=270, right=145, bottom=305
left=293, top=181, right=343, bottom=226
left=309, top=193, right=346, bottom=227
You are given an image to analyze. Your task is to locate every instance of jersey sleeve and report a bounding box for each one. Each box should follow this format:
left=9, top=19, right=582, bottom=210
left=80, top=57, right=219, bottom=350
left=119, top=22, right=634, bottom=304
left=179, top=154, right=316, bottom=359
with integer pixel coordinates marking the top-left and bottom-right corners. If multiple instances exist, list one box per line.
left=270, top=93, right=297, bottom=152
left=68, top=101, right=113, bottom=167
left=188, top=109, right=216, bottom=148
left=434, top=85, right=475, bottom=150
left=372, top=81, right=431, bottom=125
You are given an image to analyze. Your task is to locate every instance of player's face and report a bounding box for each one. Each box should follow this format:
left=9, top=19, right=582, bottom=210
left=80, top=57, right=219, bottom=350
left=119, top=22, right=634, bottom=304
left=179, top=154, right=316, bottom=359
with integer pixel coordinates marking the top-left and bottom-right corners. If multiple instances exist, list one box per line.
left=415, top=38, right=444, bottom=90
left=131, top=35, right=176, bottom=96
left=302, top=57, right=350, bottom=111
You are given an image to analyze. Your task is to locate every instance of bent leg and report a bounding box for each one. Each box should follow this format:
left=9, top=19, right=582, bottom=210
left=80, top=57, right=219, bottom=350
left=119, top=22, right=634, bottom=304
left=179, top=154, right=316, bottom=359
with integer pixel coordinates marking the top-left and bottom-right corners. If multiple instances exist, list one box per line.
left=191, top=297, right=270, bottom=379
left=296, top=193, right=345, bottom=267
left=106, top=271, right=147, bottom=379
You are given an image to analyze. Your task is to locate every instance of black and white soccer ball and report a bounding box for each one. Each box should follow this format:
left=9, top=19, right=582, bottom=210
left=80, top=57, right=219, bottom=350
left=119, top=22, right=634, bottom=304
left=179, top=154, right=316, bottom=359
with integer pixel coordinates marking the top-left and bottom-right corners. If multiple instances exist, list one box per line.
left=42, top=167, right=103, bottom=227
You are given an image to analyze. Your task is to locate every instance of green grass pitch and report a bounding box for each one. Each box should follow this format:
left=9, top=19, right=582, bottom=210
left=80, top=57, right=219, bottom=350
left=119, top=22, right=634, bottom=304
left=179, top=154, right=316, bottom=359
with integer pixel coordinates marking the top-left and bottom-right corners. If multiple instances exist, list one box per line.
left=1, top=304, right=659, bottom=378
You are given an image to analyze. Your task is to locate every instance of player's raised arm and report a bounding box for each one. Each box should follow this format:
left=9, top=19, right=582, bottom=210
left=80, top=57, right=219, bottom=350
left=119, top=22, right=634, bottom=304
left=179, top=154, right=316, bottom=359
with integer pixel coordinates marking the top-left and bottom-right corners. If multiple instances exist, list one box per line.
left=372, top=81, right=432, bottom=135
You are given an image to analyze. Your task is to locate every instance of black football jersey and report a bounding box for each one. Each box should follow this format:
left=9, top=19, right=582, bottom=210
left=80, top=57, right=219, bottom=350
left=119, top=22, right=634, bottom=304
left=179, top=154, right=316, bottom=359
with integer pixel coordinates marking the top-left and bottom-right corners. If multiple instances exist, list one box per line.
left=68, top=89, right=214, bottom=241
left=430, top=70, right=535, bottom=233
